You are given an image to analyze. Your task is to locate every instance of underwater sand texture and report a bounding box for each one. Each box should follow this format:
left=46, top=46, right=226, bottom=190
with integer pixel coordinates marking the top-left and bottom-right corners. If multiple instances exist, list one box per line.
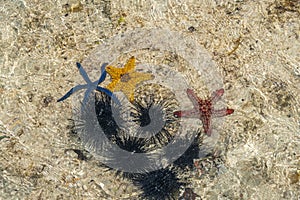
left=0, top=0, right=299, bottom=199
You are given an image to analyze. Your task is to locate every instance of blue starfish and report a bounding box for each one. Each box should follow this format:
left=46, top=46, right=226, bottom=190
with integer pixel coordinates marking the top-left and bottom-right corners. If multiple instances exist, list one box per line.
left=57, top=62, right=120, bottom=107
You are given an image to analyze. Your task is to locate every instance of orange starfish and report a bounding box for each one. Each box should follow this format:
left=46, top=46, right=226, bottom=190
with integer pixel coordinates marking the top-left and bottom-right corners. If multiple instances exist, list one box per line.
left=105, top=56, right=154, bottom=102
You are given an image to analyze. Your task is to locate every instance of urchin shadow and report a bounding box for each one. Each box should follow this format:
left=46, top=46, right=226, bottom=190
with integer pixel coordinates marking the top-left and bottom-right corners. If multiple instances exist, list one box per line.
left=119, top=129, right=203, bottom=200
left=72, top=90, right=204, bottom=198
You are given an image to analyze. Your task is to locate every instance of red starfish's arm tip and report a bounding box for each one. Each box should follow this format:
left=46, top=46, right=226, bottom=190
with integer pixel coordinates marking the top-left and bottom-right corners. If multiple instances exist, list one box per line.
left=216, top=88, right=224, bottom=94
left=211, top=88, right=225, bottom=103
left=174, top=111, right=183, bottom=118
left=226, top=108, right=234, bottom=115
left=204, top=123, right=212, bottom=136
left=212, top=89, right=224, bottom=98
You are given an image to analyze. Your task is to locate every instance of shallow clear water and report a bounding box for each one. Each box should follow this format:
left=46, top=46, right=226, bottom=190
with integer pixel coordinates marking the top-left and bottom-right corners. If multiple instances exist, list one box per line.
left=0, top=0, right=299, bottom=199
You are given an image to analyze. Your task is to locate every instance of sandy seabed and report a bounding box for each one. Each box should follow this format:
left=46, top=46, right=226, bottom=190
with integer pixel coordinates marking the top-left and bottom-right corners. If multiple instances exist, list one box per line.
left=0, top=0, right=299, bottom=199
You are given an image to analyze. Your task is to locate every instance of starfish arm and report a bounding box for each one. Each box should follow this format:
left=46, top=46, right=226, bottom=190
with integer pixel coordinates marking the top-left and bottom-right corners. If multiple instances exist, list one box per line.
left=118, top=71, right=154, bottom=88
left=202, top=115, right=212, bottom=136
left=186, top=89, right=201, bottom=109
left=57, top=84, right=87, bottom=102
left=212, top=108, right=234, bottom=117
left=122, top=56, right=136, bottom=73
left=76, top=62, right=92, bottom=84
left=211, top=88, right=224, bottom=104
left=97, top=63, right=108, bottom=84
left=118, top=85, right=135, bottom=102
left=106, top=66, right=124, bottom=79
left=128, top=92, right=135, bottom=103
left=129, top=71, right=154, bottom=82
left=106, top=57, right=135, bottom=79
left=106, top=80, right=118, bottom=91
left=96, top=86, right=121, bottom=105
left=174, top=109, right=199, bottom=118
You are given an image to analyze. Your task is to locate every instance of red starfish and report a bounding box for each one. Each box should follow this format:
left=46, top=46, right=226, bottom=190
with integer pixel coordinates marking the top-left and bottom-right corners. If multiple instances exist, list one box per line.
left=174, top=88, right=234, bottom=136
